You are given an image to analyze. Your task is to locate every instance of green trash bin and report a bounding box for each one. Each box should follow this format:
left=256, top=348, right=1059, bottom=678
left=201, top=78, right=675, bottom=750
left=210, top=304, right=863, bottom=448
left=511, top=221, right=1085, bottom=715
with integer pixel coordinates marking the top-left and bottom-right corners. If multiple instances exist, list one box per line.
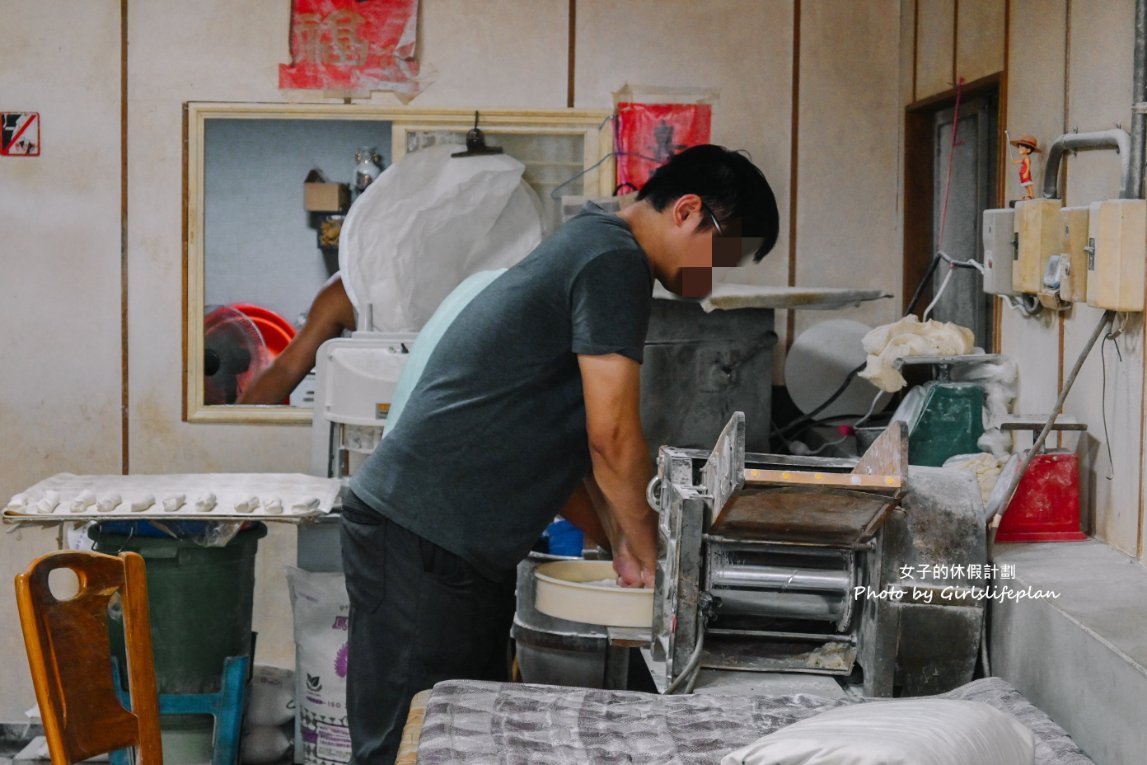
left=90, top=521, right=267, bottom=694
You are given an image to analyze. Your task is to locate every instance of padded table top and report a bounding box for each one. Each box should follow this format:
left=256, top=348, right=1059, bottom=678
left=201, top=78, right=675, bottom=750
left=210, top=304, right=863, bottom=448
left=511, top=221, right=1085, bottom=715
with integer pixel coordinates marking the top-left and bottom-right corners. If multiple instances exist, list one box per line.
left=411, top=676, right=1093, bottom=764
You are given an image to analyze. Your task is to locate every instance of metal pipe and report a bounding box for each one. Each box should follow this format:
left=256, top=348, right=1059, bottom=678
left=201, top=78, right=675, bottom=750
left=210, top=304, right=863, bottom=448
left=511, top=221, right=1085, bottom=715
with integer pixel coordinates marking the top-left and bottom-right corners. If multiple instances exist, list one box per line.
left=1130, top=0, right=1147, bottom=199
left=1041, top=129, right=1134, bottom=200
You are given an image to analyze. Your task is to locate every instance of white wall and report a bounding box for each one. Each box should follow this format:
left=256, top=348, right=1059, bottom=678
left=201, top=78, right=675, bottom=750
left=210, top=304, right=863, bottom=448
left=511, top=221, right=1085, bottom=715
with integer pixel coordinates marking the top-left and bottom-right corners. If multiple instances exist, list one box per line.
left=0, top=0, right=908, bottom=719
left=793, top=0, right=902, bottom=339
left=0, top=0, right=123, bottom=718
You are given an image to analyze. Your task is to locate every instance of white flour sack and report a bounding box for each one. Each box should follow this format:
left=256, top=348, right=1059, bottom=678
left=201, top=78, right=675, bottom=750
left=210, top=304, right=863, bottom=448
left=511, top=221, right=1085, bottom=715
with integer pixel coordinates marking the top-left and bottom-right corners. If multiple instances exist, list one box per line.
left=245, top=665, right=295, bottom=729
left=287, top=568, right=351, bottom=765
left=241, top=725, right=292, bottom=765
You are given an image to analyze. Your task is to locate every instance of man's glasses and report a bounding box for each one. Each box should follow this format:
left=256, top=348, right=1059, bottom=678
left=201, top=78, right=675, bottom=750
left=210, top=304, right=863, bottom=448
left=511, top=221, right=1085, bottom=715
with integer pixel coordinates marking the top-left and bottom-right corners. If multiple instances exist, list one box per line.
left=701, top=203, right=724, bottom=236
left=701, top=203, right=764, bottom=265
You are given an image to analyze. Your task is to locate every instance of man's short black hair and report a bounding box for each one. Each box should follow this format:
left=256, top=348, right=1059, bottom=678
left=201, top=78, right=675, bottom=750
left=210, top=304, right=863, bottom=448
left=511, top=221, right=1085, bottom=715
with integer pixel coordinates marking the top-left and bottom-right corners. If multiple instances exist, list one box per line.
left=635, top=144, right=780, bottom=263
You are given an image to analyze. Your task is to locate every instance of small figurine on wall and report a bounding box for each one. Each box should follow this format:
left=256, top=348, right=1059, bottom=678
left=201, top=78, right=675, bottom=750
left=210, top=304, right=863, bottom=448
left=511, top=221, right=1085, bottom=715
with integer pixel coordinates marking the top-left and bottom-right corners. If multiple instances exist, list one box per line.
left=1008, top=133, right=1041, bottom=201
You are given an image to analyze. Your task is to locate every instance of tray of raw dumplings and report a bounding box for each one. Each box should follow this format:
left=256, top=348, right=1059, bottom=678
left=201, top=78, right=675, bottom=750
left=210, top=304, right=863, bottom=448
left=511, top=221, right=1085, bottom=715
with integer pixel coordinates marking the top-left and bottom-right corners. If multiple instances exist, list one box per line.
left=2, top=473, right=343, bottom=523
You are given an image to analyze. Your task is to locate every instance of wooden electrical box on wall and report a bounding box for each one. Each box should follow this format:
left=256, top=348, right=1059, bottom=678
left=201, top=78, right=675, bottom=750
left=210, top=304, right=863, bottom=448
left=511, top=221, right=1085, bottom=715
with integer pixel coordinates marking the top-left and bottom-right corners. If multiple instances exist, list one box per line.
left=1058, top=206, right=1090, bottom=304
left=1013, top=198, right=1063, bottom=294
left=1086, top=199, right=1146, bottom=312
left=982, top=208, right=1016, bottom=295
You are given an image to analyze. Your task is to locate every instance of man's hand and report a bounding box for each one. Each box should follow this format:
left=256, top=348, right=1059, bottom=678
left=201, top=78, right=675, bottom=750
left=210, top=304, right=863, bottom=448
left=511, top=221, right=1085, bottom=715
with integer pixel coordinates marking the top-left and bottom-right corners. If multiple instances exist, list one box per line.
left=612, top=535, right=655, bottom=589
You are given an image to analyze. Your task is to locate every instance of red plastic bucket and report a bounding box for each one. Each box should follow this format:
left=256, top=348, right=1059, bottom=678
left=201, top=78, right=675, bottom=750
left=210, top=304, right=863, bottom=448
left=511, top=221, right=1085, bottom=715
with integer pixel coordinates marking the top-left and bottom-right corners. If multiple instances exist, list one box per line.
left=996, top=450, right=1087, bottom=542
left=231, top=303, right=295, bottom=354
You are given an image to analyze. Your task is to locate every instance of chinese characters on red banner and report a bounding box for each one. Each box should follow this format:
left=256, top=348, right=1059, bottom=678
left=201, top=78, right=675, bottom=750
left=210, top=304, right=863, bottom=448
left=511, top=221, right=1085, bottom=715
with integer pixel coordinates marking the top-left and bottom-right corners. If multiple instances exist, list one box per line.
left=279, top=0, right=421, bottom=97
left=615, top=102, right=711, bottom=192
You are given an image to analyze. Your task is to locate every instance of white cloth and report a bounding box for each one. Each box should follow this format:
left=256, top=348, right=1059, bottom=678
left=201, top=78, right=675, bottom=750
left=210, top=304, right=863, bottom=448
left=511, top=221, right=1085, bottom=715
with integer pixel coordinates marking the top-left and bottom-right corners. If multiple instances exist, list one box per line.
left=338, top=144, right=543, bottom=333
left=858, top=315, right=975, bottom=392
left=952, top=356, right=1019, bottom=459
left=722, top=698, right=1035, bottom=765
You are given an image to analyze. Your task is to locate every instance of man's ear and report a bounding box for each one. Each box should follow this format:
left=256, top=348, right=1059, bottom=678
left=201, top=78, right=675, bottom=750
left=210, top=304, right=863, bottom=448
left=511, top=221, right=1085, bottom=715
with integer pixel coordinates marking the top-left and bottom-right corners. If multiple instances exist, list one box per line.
left=670, top=193, right=703, bottom=228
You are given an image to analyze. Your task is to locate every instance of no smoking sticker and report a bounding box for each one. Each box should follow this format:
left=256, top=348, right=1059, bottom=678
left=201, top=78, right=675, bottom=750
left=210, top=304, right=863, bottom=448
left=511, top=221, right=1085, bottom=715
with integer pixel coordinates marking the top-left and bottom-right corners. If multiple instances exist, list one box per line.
left=2, top=112, right=40, bottom=156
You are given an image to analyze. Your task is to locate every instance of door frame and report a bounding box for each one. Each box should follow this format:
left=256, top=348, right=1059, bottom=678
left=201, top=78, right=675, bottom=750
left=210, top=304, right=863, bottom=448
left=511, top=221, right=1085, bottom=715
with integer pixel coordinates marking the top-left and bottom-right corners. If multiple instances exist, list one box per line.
left=903, top=75, right=1006, bottom=348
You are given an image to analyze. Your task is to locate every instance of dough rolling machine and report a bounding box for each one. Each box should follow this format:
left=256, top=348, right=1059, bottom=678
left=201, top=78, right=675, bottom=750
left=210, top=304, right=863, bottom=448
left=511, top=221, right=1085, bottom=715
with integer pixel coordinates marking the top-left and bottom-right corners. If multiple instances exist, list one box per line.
left=645, top=412, right=988, bottom=697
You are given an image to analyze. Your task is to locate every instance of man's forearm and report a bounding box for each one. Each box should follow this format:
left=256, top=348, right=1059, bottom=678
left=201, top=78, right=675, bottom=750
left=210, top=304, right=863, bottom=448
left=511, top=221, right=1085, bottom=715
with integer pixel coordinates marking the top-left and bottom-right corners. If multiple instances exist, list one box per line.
left=576, top=352, right=658, bottom=582
left=237, top=361, right=302, bottom=405
left=588, top=434, right=657, bottom=569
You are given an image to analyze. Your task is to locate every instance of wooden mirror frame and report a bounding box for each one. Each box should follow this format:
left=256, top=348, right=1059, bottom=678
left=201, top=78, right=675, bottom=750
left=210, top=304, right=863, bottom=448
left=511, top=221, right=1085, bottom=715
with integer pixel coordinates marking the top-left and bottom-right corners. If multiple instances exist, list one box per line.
left=184, top=102, right=614, bottom=424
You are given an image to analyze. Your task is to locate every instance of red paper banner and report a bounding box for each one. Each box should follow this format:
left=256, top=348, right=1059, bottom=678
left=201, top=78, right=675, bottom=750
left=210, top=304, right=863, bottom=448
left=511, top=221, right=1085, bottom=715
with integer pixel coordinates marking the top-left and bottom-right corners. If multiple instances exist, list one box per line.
left=279, top=0, right=421, bottom=96
left=615, top=102, right=712, bottom=193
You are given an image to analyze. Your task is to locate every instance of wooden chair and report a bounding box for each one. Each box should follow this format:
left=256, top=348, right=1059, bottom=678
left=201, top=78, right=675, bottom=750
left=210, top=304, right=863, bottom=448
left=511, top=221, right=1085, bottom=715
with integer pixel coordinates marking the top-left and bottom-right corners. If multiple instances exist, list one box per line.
left=15, top=550, right=162, bottom=765
left=395, top=689, right=432, bottom=765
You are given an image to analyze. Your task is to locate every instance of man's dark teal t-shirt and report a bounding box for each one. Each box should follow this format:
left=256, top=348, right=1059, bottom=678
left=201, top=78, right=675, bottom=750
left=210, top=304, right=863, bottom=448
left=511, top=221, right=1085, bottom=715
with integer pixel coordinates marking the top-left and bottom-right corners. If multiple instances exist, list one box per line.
left=348, top=204, right=653, bottom=578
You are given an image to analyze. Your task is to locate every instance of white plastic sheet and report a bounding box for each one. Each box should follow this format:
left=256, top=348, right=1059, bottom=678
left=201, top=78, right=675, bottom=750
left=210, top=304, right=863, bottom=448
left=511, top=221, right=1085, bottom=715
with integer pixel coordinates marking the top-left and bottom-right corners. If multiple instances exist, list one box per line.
left=339, top=144, right=543, bottom=333
left=722, top=699, right=1035, bottom=765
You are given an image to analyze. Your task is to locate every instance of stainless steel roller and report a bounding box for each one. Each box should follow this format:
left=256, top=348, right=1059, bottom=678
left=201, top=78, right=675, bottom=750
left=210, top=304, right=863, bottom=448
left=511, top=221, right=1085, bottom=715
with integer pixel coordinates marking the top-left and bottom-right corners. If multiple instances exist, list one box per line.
left=711, top=588, right=846, bottom=622
left=709, top=563, right=851, bottom=594
left=706, top=544, right=855, bottom=624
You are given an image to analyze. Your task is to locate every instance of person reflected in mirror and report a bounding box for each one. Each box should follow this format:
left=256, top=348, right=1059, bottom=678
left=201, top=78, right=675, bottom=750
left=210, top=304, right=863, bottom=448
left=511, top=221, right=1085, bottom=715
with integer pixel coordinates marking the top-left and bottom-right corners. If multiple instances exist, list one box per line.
left=236, top=274, right=355, bottom=405
left=339, top=145, right=780, bottom=765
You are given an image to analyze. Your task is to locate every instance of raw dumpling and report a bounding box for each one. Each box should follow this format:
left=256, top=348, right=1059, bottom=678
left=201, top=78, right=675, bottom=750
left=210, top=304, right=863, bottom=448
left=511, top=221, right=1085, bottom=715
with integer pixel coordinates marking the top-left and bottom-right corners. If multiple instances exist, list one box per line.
left=129, top=494, right=155, bottom=513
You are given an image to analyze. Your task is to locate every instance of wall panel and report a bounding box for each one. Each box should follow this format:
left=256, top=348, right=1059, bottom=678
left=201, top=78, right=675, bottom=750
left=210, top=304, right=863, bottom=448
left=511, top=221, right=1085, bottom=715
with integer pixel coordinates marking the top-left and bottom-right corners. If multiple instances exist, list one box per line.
left=916, top=0, right=956, bottom=98
left=0, top=0, right=123, bottom=723
left=413, top=0, right=568, bottom=108
left=1062, top=307, right=1142, bottom=553
left=1005, top=0, right=1067, bottom=202
left=901, top=0, right=919, bottom=108
left=1062, top=0, right=1140, bottom=554
left=794, top=0, right=902, bottom=342
left=956, top=0, right=1006, bottom=83
left=1063, top=0, right=1133, bottom=206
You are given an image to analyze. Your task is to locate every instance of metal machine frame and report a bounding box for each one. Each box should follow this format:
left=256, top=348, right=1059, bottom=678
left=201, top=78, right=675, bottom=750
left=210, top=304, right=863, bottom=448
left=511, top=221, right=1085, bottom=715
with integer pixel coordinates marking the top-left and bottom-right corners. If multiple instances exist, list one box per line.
left=646, top=413, right=987, bottom=697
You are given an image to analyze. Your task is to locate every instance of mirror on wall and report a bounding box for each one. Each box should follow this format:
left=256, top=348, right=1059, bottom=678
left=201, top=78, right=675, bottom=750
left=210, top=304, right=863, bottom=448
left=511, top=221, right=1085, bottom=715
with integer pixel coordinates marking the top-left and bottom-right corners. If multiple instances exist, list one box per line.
left=185, top=103, right=613, bottom=423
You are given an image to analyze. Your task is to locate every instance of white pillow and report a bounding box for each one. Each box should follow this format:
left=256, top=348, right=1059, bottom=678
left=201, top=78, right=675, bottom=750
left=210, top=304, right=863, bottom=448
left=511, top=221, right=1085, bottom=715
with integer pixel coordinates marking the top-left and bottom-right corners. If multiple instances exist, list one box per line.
left=721, top=699, right=1035, bottom=765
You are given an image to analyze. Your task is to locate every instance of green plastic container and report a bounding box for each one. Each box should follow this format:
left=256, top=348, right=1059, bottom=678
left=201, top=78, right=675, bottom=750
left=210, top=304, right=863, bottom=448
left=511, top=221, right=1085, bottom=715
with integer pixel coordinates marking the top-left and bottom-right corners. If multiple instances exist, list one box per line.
left=91, top=522, right=266, bottom=694
left=908, top=383, right=985, bottom=467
